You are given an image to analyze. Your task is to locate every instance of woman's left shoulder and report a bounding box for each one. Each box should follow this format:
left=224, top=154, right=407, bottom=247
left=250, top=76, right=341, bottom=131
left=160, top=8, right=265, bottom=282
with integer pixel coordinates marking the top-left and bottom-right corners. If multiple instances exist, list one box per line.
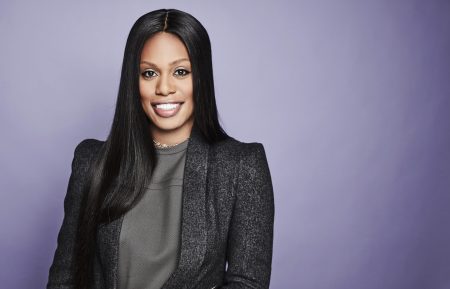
left=210, top=136, right=268, bottom=163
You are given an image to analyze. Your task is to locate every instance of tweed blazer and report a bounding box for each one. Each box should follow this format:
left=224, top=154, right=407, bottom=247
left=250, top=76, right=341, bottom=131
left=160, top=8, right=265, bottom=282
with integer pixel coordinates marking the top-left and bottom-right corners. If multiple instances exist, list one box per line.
left=46, top=125, right=275, bottom=289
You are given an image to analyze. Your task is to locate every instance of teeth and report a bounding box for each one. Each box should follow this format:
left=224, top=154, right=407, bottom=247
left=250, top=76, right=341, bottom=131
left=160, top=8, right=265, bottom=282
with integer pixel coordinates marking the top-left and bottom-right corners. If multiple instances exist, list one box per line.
left=155, top=103, right=180, bottom=110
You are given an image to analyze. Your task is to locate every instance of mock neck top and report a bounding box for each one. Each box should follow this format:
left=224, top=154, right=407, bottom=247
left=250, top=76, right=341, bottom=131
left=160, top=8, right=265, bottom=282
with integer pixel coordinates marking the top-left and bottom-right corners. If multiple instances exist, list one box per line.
left=118, top=138, right=189, bottom=289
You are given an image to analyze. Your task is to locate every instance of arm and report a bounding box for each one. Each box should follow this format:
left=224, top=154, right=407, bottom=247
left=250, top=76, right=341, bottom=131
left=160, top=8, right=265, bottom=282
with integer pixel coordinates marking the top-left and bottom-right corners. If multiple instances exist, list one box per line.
left=222, top=143, right=275, bottom=289
left=46, top=139, right=94, bottom=289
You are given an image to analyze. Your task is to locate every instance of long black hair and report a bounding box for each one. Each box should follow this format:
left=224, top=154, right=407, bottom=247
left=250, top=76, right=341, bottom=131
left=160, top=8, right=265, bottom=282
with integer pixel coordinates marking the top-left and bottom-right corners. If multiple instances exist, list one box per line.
left=74, top=8, right=229, bottom=288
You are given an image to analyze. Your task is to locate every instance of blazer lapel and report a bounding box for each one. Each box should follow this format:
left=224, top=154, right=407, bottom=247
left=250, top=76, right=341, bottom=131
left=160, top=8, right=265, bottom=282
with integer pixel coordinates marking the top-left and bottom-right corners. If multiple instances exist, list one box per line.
left=97, top=124, right=209, bottom=289
left=161, top=124, right=210, bottom=288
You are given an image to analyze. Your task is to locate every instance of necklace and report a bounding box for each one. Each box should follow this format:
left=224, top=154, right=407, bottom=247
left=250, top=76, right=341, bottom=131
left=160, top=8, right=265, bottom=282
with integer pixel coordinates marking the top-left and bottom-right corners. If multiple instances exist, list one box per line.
left=152, top=138, right=189, bottom=149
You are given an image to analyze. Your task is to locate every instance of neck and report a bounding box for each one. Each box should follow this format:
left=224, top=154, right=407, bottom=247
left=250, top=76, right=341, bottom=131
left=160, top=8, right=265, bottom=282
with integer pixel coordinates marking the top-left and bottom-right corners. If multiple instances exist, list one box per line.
left=150, top=120, right=194, bottom=146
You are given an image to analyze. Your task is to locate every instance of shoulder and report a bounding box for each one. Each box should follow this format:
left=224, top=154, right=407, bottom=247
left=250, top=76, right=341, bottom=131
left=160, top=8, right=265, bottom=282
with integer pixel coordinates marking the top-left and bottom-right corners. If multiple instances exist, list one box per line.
left=209, top=135, right=268, bottom=167
left=71, top=138, right=105, bottom=170
left=74, top=138, right=105, bottom=154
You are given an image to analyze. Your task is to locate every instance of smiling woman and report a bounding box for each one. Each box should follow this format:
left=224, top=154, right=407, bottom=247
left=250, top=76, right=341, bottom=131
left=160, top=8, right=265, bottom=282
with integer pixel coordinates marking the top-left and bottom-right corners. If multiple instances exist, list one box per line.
left=139, top=32, right=195, bottom=145
left=46, top=8, right=274, bottom=289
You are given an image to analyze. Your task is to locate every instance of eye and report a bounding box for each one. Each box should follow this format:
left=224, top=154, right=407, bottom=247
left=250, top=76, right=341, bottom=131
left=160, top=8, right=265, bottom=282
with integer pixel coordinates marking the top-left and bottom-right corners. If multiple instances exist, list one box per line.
left=174, top=68, right=190, bottom=77
left=141, top=70, right=157, bottom=79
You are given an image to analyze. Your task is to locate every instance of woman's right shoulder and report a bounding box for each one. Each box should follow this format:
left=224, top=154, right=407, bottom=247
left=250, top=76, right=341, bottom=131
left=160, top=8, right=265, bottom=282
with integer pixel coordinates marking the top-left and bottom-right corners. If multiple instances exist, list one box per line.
left=74, top=138, right=104, bottom=153
left=72, top=138, right=105, bottom=168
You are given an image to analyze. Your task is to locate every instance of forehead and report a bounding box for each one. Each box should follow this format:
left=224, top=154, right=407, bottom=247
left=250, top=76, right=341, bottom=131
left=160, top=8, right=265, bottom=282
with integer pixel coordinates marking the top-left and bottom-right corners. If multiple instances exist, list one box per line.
left=140, top=32, right=190, bottom=64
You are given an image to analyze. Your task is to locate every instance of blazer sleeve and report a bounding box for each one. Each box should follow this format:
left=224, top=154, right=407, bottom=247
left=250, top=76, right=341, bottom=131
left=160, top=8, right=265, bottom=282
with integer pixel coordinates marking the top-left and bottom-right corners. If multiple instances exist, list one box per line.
left=222, top=143, right=275, bottom=289
left=46, top=139, right=94, bottom=289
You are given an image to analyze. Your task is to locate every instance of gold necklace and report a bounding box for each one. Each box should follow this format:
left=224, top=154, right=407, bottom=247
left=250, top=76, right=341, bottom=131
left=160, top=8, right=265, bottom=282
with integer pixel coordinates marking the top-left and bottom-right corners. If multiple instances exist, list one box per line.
left=152, top=138, right=189, bottom=149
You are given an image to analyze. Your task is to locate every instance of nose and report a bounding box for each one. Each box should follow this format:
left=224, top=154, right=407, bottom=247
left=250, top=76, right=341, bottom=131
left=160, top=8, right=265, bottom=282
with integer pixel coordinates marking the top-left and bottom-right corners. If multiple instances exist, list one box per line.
left=155, top=74, right=175, bottom=96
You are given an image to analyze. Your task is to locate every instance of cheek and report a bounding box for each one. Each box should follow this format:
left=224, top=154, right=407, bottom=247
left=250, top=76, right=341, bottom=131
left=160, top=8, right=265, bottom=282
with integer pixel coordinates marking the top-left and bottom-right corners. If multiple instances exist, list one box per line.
left=184, top=97, right=194, bottom=116
left=180, top=81, right=194, bottom=100
left=139, top=81, right=153, bottom=100
left=138, top=83, right=152, bottom=116
left=140, top=99, right=151, bottom=118
left=185, top=86, right=194, bottom=113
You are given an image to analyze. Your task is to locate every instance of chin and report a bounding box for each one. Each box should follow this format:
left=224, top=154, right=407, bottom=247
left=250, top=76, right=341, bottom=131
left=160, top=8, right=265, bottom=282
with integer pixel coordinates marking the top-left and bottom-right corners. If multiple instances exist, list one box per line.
left=157, top=124, right=182, bottom=131
left=151, top=118, right=184, bottom=131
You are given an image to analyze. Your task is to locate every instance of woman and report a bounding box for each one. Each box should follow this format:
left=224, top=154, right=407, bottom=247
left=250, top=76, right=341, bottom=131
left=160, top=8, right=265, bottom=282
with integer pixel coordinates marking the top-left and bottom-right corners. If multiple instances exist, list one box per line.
left=47, top=8, right=274, bottom=289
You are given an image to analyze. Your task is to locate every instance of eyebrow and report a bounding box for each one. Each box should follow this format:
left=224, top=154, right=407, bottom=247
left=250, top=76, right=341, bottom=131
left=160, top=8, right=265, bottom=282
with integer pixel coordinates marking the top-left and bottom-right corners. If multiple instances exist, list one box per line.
left=140, top=58, right=190, bottom=67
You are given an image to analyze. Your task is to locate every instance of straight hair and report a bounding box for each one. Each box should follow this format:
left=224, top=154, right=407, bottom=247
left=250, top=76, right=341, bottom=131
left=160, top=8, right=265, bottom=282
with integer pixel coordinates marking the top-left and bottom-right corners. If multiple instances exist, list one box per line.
left=74, top=9, right=229, bottom=288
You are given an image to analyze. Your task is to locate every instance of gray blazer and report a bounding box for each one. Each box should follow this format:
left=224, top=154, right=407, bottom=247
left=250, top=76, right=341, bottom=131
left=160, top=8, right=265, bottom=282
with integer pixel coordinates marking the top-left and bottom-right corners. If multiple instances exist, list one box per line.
left=47, top=125, right=275, bottom=289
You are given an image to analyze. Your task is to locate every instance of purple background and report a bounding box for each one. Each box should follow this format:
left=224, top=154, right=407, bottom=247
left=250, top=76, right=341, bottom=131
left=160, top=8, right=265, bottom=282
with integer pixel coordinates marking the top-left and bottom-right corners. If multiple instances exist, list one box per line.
left=1, top=0, right=449, bottom=288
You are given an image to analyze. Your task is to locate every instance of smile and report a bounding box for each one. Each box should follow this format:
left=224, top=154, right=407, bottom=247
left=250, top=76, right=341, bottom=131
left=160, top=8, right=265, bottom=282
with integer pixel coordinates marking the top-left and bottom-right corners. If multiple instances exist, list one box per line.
left=151, top=102, right=183, bottom=118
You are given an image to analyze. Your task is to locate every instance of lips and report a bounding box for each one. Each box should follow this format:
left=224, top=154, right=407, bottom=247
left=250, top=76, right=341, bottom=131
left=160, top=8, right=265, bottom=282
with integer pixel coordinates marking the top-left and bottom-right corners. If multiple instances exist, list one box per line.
left=151, top=101, right=184, bottom=118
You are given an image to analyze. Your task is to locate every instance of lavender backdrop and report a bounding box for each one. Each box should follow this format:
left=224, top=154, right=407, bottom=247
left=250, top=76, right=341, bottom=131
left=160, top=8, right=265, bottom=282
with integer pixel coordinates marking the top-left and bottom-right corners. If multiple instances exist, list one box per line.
left=1, top=0, right=449, bottom=288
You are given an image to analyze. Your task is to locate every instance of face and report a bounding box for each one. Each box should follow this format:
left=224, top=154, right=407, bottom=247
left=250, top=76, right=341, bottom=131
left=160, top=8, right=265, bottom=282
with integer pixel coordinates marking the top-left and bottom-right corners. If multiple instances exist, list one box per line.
left=139, top=32, right=194, bottom=144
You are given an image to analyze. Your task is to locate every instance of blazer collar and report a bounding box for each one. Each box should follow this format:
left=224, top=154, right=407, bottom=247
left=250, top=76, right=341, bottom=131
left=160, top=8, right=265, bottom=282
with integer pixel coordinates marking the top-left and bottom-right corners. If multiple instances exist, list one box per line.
left=97, top=124, right=210, bottom=289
